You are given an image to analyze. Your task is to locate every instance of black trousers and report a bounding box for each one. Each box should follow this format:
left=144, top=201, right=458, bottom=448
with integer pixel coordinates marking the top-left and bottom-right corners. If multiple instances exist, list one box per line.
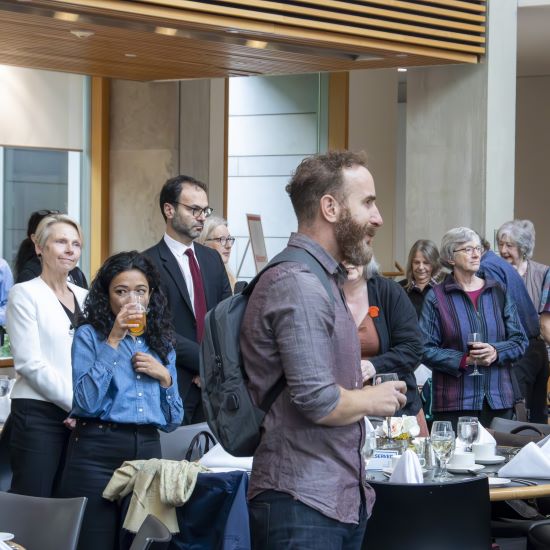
left=9, top=398, right=70, bottom=497
left=433, top=399, right=513, bottom=432
left=514, top=338, right=549, bottom=424
left=57, top=420, right=161, bottom=550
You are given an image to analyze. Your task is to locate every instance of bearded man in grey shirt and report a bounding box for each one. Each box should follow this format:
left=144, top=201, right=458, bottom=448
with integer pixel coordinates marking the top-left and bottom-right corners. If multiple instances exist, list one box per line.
left=241, top=151, right=407, bottom=549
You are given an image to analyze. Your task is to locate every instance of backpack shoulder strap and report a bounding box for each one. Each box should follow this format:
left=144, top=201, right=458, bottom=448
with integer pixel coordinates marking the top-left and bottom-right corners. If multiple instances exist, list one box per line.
left=243, top=246, right=334, bottom=302
left=242, top=246, right=334, bottom=413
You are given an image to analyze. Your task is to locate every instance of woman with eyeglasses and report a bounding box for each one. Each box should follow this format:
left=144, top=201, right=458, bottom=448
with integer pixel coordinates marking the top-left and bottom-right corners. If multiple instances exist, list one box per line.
left=197, top=216, right=237, bottom=292
left=6, top=214, right=87, bottom=497
left=419, top=227, right=528, bottom=429
left=15, top=209, right=88, bottom=288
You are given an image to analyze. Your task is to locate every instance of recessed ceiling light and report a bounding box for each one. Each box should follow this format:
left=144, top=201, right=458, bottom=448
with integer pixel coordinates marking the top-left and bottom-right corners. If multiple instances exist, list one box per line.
left=155, top=26, right=178, bottom=36
left=54, top=11, right=79, bottom=22
left=70, top=30, right=94, bottom=39
left=125, top=53, right=137, bottom=58
left=397, top=67, right=407, bottom=72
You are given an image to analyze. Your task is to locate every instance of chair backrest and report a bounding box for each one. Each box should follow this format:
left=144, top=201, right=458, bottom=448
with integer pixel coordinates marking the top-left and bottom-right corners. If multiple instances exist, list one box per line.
left=159, top=422, right=215, bottom=461
left=129, top=514, right=172, bottom=550
left=0, top=415, right=13, bottom=491
left=362, top=477, right=491, bottom=550
left=0, top=491, right=87, bottom=550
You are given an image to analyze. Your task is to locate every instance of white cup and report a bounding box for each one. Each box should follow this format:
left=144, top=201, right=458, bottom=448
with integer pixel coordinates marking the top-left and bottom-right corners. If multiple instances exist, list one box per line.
left=472, top=442, right=497, bottom=460
left=448, top=451, right=475, bottom=469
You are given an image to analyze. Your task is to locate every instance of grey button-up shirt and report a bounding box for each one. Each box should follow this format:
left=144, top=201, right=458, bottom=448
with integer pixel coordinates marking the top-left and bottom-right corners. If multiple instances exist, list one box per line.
left=241, top=232, right=375, bottom=524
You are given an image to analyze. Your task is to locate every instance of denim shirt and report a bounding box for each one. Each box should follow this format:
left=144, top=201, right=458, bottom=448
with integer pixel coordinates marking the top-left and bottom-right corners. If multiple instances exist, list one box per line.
left=71, top=324, right=183, bottom=431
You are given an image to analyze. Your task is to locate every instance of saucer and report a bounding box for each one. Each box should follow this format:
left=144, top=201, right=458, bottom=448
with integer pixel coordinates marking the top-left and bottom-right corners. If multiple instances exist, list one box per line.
left=0, top=533, right=14, bottom=542
left=447, top=463, right=484, bottom=474
left=475, top=455, right=506, bottom=465
left=489, top=477, right=511, bottom=487
left=382, top=467, right=428, bottom=476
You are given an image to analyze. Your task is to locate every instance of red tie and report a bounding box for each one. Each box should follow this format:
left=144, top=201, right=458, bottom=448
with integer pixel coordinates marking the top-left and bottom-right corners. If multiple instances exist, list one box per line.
left=185, top=248, right=207, bottom=342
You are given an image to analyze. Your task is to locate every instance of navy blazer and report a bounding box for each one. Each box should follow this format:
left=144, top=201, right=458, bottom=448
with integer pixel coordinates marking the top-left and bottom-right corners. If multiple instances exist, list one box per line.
left=144, top=239, right=231, bottom=403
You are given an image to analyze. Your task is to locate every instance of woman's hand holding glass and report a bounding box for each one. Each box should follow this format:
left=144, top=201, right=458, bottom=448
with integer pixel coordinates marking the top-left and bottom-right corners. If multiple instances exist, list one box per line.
left=132, top=352, right=172, bottom=388
left=107, top=301, right=144, bottom=348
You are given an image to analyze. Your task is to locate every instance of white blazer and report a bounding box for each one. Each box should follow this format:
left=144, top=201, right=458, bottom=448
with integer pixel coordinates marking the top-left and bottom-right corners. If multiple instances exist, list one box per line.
left=6, top=277, right=88, bottom=412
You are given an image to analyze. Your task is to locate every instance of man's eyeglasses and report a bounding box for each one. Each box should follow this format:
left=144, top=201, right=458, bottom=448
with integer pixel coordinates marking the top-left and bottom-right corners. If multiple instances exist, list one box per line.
left=454, top=246, right=483, bottom=256
left=206, top=236, right=236, bottom=247
left=173, top=202, right=213, bottom=218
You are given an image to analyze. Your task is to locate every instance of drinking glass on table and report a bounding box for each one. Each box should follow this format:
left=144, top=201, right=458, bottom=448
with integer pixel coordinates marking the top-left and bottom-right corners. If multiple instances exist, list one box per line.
left=457, top=416, right=479, bottom=452
left=373, top=373, right=399, bottom=439
left=467, top=332, right=483, bottom=376
left=431, top=421, right=455, bottom=481
left=362, top=431, right=377, bottom=480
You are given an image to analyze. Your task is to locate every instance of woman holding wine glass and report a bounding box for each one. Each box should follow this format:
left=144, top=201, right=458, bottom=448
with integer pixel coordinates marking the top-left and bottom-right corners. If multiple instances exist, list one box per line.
left=419, top=227, right=528, bottom=431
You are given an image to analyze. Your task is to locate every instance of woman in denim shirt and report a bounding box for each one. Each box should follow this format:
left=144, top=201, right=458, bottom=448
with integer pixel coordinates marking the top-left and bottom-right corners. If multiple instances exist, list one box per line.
left=58, top=251, right=183, bottom=550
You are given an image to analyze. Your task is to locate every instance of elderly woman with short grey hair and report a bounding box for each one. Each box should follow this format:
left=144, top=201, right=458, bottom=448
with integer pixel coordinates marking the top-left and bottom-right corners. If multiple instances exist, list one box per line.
left=497, top=220, right=550, bottom=313
left=419, top=227, right=528, bottom=429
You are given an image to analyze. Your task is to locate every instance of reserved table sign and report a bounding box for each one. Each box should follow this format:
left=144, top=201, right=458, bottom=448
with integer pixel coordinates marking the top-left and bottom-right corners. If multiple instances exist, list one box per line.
left=368, top=449, right=400, bottom=470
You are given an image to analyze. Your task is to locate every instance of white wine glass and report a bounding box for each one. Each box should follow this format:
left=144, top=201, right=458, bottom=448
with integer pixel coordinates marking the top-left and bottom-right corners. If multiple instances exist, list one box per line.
left=431, top=421, right=455, bottom=481
left=374, top=373, right=399, bottom=439
left=457, top=416, right=479, bottom=452
left=467, top=332, right=483, bottom=376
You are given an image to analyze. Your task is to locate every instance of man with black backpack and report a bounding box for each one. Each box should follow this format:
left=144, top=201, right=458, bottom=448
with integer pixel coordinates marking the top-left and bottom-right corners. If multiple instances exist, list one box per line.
left=240, top=151, right=407, bottom=549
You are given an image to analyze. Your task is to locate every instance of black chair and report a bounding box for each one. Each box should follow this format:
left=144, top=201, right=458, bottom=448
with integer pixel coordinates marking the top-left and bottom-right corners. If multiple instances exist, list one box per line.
left=363, top=477, right=491, bottom=550
left=0, top=491, right=87, bottom=550
left=0, top=415, right=13, bottom=491
left=159, top=421, right=216, bottom=461
left=129, top=514, right=172, bottom=550
left=528, top=519, right=550, bottom=549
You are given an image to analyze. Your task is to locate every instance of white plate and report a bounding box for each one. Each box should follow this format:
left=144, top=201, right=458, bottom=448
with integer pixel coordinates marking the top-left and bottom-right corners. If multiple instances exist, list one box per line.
left=446, top=463, right=485, bottom=474
left=475, top=455, right=506, bottom=465
left=0, top=533, right=14, bottom=542
left=382, top=467, right=428, bottom=476
left=489, top=477, right=511, bottom=487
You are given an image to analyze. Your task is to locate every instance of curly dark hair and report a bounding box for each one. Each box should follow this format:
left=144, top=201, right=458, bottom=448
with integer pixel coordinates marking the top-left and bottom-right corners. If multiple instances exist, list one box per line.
left=80, top=251, right=174, bottom=364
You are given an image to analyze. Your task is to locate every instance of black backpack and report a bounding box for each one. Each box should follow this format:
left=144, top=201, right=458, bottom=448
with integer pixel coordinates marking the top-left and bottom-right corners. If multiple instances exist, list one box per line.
left=199, top=246, right=334, bottom=457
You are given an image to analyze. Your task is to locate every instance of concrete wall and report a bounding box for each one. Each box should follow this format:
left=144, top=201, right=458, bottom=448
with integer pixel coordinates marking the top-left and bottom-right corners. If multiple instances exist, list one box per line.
left=109, top=78, right=225, bottom=253
left=348, top=68, right=398, bottom=272
left=515, top=75, right=550, bottom=265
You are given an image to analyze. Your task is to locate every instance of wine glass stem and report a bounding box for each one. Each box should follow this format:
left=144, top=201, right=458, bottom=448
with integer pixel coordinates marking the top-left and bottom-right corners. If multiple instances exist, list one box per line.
left=386, top=417, right=392, bottom=439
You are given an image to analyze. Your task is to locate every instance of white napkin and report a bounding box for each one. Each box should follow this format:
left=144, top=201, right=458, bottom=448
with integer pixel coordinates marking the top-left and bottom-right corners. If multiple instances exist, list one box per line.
left=199, top=443, right=253, bottom=471
left=498, top=439, right=550, bottom=479
left=455, top=421, right=496, bottom=451
left=389, top=449, right=423, bottom=484
left=0, top=542, right=10, bottom=550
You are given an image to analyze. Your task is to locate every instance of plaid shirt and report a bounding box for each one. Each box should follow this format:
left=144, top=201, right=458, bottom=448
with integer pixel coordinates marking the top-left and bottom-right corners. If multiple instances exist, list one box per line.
left=419, top=275, right=527, bottom=412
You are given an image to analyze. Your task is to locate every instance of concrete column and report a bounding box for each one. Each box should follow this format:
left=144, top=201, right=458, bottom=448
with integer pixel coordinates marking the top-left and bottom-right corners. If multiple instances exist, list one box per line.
left=348, top=68, right=398, bottom=272
left=405, top=0, right=517, bottom=251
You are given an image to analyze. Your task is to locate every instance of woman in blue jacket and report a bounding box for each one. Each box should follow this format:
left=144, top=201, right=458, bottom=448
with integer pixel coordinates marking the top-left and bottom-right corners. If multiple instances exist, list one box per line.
left=58, top=251, right=183, bottom=550
left=420, top=227, right=528, bottom=429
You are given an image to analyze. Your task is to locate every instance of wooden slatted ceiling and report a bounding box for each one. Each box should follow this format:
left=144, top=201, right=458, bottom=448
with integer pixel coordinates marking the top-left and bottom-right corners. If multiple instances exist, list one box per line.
left=0, top=0, right=485, bottom=82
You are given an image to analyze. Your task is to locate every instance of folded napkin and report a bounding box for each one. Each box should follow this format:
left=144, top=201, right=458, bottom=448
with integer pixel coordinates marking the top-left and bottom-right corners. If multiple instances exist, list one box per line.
left=389, top=449, right=423, bottom=484
left=498, top=439, right=550, bottom=479
left=199, top=444, right=253, bottom=471
left=456, top=421, right=496, bottom=451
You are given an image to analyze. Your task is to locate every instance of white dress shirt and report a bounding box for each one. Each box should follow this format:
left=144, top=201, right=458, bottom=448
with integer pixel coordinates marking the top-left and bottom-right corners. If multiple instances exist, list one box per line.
left=163, top=233, right=199, bottom=314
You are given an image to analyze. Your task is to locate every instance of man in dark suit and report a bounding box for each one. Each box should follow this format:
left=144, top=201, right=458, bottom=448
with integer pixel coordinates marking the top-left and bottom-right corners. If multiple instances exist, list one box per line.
left=145, top=175, right=231, bottom=424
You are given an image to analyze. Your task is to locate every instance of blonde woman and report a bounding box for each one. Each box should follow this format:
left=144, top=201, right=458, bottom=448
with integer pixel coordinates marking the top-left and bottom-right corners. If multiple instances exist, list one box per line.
left=6, top=213, right=87, bottom=497
left=197, top=216, right=237, bottom=291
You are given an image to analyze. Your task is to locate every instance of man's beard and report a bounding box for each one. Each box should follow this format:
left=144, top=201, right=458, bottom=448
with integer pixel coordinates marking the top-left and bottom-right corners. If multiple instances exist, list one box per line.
left=172, top=211, right=202, bottom=241
left=334, top=206, right=374, bottom=265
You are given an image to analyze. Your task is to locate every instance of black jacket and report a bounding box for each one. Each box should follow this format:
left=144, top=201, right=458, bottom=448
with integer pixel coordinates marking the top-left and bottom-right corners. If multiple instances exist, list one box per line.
left=144, top=239, right=231, bottom=422
left=367, top=275, right=423, bottom=416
